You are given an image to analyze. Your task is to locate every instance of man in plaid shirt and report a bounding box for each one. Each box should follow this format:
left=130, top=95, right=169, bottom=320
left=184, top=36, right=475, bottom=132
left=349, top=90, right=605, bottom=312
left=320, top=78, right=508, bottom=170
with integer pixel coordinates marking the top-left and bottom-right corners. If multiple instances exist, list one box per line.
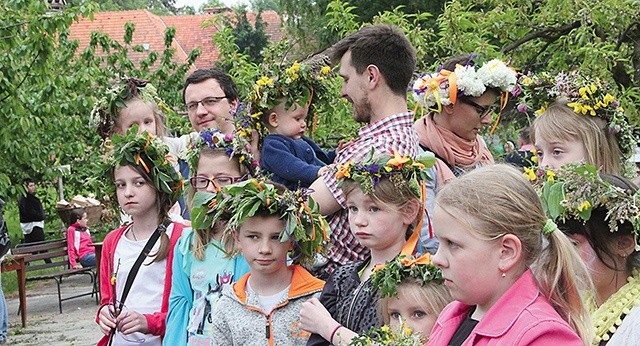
left=309, top=25, right=421, bottom=277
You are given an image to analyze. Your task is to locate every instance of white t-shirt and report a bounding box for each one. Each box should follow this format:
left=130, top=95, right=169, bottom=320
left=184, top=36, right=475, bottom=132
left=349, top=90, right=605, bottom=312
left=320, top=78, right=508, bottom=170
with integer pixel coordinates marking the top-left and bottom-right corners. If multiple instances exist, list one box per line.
left=608, top=305, right=640, bottom=345
left=247, top=281, right=290, bottom=315
left=111, top=224, right=173, bottom=346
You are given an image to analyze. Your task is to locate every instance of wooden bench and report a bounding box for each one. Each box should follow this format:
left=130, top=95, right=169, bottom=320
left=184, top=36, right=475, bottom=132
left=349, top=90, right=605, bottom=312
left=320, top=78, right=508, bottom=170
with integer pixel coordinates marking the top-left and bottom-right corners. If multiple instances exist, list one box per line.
left=12, top=238, right=99, bottom=313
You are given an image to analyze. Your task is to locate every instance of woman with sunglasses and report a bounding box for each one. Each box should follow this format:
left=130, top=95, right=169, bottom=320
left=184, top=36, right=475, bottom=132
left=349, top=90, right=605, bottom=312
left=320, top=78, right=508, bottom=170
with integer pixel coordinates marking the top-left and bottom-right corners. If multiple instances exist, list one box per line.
left=412, top=54, right=518, bottom=184
left=164, top=129, right=256, bottom=345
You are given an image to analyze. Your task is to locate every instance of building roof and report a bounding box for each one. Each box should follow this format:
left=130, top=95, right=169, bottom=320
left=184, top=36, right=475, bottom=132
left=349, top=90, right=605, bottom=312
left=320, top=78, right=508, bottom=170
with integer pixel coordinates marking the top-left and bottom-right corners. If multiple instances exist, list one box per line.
left=68, top=9, right=282, bottom=70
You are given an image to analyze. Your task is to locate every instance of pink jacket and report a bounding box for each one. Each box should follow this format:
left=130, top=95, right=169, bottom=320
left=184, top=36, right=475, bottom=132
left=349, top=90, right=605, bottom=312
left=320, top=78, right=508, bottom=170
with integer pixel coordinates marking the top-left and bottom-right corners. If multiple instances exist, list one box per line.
left=66, top=223, right=95, bottom=267
left=428, top=269, right=583, bottom=346
left=95, top=222, right=185, bottom=346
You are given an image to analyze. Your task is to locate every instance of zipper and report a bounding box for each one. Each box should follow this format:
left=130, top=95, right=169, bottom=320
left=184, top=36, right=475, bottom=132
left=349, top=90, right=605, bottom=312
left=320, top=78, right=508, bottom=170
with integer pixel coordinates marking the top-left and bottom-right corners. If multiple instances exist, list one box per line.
left=345, top=279, right=367, bottom=328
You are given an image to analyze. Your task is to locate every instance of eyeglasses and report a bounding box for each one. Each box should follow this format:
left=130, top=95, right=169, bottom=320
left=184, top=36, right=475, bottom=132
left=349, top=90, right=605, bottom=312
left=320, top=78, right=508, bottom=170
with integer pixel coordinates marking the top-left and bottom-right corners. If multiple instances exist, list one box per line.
left=189, top=175, right=246, bottom=190
left=186, top=96, right=227, bottom=114
left=459, top=98, right=496, bottom=119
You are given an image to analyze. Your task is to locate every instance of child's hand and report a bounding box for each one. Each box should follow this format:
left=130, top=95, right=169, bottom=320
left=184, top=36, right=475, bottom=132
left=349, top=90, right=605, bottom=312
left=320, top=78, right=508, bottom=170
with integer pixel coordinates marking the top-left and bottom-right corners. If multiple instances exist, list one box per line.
left=336, top=140, right=348, bottom=152
left=300, top=298, right=337, bottom=336
left=72, top=264, right=83, bottom=269
left=97, top=305, right=117, bottom=336
left=317, top=166, right=330, bottom=177
left=116, top=310, right=148, bottom=335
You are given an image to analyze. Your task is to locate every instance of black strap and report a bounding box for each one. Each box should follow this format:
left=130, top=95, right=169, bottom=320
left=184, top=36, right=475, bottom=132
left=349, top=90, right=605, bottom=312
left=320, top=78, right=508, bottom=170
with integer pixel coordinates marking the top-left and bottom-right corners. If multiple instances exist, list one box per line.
left=108, top=223, right=167, bottom=346
left=117, top=223, right=167, bottom=310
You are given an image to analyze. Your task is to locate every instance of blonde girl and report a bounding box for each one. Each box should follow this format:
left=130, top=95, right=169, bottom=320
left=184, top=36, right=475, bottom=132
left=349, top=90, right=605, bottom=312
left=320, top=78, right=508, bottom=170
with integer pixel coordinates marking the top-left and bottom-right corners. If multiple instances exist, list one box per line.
left=539, top=164, right=640, bottom=345
left=96, top=131, right=186, bottom=346
left=300, top=151, right=434, bottom=346
left=375, top=254, right=452, bottom=340
left=164, top=129, right=256, bottom=345
left=521, top=72, right=633, bottom=175
left=92, top=77, right=191, bottom=220
left=429, top=164, right=592, bottom=345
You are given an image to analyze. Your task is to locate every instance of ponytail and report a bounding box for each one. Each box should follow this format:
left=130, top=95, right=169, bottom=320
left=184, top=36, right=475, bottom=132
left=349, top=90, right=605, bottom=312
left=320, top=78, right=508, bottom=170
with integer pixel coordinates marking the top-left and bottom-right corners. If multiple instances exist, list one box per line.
left=436, top=164, right=594, bottom=343
left=534, top=226, right=593, bottom=344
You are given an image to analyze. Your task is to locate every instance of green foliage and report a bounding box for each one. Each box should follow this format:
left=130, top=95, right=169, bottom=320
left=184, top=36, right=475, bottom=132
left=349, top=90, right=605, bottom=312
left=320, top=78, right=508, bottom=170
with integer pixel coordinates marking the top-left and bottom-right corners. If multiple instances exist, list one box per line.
left=227, top=8, right=269, bottom=64
left=0, top=0, right=197, bottom=221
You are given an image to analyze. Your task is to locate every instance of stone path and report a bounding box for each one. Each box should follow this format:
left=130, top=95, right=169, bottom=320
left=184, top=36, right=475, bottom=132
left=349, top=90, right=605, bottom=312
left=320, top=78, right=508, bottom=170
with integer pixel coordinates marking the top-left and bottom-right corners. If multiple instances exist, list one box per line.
left=4, top=274, right=102, bottom=345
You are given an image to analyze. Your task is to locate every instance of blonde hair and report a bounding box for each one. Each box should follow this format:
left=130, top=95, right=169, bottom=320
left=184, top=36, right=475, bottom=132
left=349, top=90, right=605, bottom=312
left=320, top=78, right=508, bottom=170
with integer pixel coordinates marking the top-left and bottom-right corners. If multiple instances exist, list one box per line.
left=532, top=99, right=622, bottom=174
left=114, top=96, right=168, bottom=138
left=436, top=164, right=593, bottom=343
left=187, top=148, right=248, bottom=260
left=380, top=280, right=452, bottom=325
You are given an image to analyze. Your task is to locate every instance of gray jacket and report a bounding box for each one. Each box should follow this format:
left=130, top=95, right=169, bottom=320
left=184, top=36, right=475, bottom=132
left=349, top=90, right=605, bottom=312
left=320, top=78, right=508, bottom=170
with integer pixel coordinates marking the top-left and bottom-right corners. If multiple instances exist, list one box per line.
left=211, top=265, right=324, bottom=346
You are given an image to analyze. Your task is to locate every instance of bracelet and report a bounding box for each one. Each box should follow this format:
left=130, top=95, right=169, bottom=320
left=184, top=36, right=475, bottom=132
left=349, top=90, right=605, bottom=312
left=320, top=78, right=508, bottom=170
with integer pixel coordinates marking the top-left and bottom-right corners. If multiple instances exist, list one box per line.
left=330, top=324, right=342, bottom=345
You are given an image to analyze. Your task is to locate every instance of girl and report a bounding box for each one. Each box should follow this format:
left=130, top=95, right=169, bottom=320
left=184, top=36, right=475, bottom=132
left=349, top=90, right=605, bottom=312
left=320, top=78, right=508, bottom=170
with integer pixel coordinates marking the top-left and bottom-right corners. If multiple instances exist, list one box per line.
left=375, top=254, right=452, bottom=340
left=96, top=131, right=186, bottom=346
left=200, top=179, right=328, bottom=345
left=92, top=77, right=192, bottom=220
left=429, top=164, right=592, bottom=345
left=66, top=208, right=96, bottom=269
left=164, top=129, right=256, bottom=345
left=412, top=54, right=518, bottom=184
left=540, top=164, right=640, bottom=345
left=521, top=72, right=633, bottom=175
left=301, top=151, right=433, bottom=346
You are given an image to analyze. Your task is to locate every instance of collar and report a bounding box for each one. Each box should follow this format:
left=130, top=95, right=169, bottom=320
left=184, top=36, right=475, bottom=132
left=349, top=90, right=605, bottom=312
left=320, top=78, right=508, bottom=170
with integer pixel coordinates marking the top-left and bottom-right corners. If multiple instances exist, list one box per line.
left=358, top=112, right=414, bottom=138
left=438, top=269, right=541, bottom=337
left=232, top=265, right=325, bottom=304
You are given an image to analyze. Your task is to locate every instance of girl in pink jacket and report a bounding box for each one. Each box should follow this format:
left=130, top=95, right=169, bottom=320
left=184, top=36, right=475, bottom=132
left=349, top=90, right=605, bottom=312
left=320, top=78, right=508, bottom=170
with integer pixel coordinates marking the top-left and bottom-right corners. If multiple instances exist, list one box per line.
left=66, top=209, right=96, bottom=269
left=428, top=165, right=592, bottom=345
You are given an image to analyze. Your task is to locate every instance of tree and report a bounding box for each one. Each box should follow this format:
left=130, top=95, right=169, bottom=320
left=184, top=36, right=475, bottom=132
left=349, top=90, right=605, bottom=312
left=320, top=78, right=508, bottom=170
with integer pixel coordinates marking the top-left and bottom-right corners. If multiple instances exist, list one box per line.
left=230, top=8, right=269, bottom=63
left=0, top=0, right=198, bottom=210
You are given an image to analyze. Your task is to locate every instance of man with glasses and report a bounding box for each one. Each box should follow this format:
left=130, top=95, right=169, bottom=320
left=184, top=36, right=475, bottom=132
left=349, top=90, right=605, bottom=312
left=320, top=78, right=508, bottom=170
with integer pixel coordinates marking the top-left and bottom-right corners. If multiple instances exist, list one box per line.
left=183, top=68, right=239, bottom=134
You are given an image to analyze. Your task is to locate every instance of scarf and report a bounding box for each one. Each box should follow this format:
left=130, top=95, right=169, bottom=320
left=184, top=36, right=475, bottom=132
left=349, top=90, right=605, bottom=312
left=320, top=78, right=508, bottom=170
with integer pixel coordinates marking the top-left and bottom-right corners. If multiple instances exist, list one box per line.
left=414, top=114, right=494, bottom=184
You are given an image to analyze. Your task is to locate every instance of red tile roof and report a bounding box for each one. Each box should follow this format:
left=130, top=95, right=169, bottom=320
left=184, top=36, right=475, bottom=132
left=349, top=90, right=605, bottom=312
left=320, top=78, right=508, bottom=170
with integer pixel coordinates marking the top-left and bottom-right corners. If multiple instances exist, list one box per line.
left=68, top=9, right=282, bottom=70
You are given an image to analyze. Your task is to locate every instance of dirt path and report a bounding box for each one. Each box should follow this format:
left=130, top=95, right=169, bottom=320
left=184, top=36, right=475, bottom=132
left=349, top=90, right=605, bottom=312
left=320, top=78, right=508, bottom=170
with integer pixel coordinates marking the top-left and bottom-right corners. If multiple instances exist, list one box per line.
left=5, top=275, right=102, bottom=345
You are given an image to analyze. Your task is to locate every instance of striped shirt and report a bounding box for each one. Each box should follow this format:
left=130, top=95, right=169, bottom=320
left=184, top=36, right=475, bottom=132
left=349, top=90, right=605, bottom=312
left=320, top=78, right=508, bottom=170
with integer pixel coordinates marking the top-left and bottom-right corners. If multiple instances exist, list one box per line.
left=321, top=112, right=419, bottom=273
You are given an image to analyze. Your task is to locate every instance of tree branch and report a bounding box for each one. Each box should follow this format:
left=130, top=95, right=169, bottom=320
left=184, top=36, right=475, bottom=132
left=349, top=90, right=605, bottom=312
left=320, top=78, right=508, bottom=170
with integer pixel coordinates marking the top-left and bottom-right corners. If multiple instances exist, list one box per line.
left=503, top=21, right=581, bottom=53
left=0, top=51, right=41, bottom=104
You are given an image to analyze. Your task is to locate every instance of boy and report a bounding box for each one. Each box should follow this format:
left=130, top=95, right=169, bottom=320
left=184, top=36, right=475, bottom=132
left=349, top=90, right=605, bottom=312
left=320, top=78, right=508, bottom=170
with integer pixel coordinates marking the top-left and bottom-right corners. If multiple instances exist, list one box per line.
left=252, top=61, right=335, bottom=190
left=192, top=179, right=328, bottom=345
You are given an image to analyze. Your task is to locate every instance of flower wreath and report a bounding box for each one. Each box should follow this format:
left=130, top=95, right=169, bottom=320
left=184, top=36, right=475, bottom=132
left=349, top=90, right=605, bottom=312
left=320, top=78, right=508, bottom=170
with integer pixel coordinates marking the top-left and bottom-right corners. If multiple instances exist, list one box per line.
left=90, top=77, right=170, bottom=139
left=517, top=71, right=636, bottom=162
left=412, top=57, right=518, bottom=134
left=335, top=149, right=436, bottom=198
left=232, top=102, right=269, bottom=146
left=371, top=253, right=443, bottom=298
left=537, top=163, right=640, bottom=242
left=189, top=178, right=329, bottom=268
left=348, top=324, right=424, bottom=346
left=244, top=61, right=333, bottom=140
left=185, top=128, right=258, bottom=176
left=104, top=129, right=184, bottom=205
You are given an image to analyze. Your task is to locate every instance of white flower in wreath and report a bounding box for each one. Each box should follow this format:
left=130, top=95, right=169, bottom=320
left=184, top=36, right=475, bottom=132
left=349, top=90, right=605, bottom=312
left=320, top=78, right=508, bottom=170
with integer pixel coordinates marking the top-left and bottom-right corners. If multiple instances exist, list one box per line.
left=477, top=59, right=517, bottom=92
left=455, top=64, right=486, bottom=98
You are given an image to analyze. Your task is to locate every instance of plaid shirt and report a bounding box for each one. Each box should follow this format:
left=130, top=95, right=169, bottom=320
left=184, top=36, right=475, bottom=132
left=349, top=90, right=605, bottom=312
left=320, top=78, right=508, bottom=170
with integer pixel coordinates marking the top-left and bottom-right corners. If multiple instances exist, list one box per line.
left=321, top=112, right=419, bottom=273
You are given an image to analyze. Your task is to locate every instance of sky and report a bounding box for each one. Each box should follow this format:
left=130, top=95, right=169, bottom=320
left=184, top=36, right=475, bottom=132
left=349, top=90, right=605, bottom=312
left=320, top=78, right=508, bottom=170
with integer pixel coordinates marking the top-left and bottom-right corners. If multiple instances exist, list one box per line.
left=174, top=0, right=249, bottom=9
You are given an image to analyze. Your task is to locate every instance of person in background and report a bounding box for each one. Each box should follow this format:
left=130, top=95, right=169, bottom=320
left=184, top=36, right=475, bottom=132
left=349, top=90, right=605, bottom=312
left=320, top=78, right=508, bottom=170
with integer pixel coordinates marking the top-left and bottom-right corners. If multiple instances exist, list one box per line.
left=65, top=208, right=96, bottom=269
left=504, top=127, right=535, bottom=169
left=18, top=178, right=47, bottom=246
